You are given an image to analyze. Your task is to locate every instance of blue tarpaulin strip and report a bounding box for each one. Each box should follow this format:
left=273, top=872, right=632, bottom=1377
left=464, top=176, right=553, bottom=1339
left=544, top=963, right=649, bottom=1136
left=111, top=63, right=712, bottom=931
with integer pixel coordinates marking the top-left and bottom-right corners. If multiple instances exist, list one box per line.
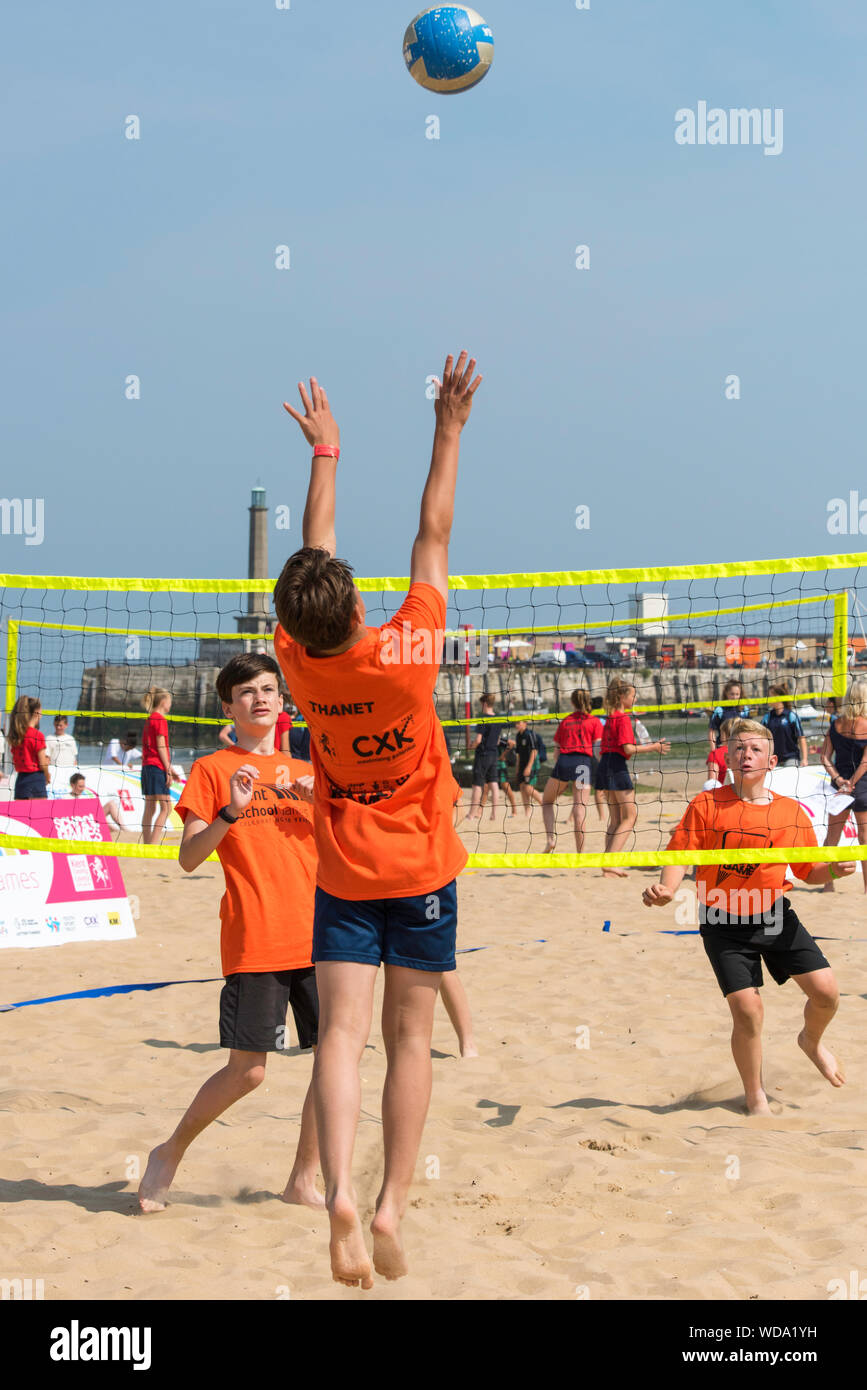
left=8, top=977, right=222, bottom=1009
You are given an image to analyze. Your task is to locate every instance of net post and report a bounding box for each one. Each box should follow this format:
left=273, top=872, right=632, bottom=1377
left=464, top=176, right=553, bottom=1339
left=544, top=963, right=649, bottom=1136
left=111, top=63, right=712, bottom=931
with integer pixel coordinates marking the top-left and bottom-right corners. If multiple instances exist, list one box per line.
left=462, top=624, right=472, bottom=751
left=832, top=592, right=848, bottom=700
left=1, top=619, right=18, bottom=775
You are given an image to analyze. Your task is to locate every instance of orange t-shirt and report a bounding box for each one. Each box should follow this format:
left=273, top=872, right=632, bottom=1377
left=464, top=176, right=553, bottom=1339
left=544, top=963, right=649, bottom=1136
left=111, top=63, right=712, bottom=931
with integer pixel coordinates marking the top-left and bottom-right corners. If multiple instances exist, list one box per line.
left=667, top=784, right=818, bottom=916
left=273, top=581, right=467, bottom=900
left=176, top=747, right=317, bottom=976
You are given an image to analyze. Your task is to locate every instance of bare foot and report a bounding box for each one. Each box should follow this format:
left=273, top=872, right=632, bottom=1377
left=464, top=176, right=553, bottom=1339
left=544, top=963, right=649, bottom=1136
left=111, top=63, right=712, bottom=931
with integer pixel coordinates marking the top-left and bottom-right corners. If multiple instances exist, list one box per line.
left=798, top=1029, right=845, bottom=1086
left=745, top=1091, right=772, bottom=1116
left=544, top=841, right=556, bottom=854
left=822, top=882, right=835, bottom=893
left=601, top=868, right=628, bottom=879
left=328, top=1193, right=374, bottom=1288
left=460, top=1041, right=480, bottom=1058
left=371, top=1204, right=408, bottom=1281
left=137, top=1141, right=180, bottom=1212
left=281, top=1174, right=326, bottom=1210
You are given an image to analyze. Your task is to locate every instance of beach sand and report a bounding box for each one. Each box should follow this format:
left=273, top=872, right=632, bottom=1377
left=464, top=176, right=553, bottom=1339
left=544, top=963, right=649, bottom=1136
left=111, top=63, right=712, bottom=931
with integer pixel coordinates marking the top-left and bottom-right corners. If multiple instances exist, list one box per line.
left=2, top=789, right=866, bottom=1301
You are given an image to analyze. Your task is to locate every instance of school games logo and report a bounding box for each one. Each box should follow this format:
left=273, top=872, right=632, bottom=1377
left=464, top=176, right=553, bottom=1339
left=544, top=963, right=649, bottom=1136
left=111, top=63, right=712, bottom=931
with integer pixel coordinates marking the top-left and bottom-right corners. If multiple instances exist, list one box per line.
left=714, top=830, right=770, bottom=887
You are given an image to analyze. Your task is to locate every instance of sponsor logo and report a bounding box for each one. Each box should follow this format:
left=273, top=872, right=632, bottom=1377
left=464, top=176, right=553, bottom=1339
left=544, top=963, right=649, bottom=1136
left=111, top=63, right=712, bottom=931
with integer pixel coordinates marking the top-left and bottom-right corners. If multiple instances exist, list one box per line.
left=45, top=916, right=60, bottom=933
left=351, top=716, right=415, bottom=760
left=107, top=912, right=121, bottom=927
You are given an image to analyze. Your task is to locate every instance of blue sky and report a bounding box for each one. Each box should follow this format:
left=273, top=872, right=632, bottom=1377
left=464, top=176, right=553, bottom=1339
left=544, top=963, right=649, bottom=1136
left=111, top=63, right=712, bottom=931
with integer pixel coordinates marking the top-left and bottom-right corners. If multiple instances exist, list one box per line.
left=2, top=0, right=867, bottom=583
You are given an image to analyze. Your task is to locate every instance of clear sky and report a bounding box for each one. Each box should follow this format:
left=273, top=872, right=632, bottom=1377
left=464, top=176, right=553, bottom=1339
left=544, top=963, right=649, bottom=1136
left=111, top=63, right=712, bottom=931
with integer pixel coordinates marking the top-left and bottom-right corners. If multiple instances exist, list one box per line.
left=2, top=0, right=866, bottom=583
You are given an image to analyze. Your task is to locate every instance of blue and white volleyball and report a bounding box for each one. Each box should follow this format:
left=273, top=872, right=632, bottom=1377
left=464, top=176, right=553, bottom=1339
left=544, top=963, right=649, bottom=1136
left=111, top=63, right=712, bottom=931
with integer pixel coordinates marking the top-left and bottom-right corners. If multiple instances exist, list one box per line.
left=403, top=6, right=494, bottom=94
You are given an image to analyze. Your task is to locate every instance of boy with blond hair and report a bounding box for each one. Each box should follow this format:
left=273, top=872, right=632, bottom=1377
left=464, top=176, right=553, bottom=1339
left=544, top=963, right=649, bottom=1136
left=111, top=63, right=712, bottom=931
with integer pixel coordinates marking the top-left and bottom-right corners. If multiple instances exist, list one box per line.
left=643, top=718, right=853, bottom=1115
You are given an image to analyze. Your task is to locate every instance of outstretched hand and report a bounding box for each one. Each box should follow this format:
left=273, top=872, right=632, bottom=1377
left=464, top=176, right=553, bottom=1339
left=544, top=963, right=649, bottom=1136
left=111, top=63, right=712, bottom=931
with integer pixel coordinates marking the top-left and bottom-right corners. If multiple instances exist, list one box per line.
left=283, top=378, right=340, bottom=450
left=432, top=350, right=482, bottom=432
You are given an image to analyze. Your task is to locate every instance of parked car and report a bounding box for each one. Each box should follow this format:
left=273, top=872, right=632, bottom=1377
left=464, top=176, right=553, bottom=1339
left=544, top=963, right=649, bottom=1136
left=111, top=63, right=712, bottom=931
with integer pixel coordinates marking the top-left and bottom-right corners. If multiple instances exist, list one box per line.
left=564, top=650, right=593, bottom=667
left=585, top=650, right=624, bottom=668
left=532, top=650, right=566, bottom=666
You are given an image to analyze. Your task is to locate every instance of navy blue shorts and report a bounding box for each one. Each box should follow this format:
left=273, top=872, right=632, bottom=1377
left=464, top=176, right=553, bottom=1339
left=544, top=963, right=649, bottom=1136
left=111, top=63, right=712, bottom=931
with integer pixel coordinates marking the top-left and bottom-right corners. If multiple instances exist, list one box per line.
left=141, top=765, right=169, bottom=796
left=595, top=752, right=633, bottom=792
left=14, top=771, right=48, bottom=799
left=313, top=879, right=458, bottom=972
left=551, top=752, right=592, bottom=785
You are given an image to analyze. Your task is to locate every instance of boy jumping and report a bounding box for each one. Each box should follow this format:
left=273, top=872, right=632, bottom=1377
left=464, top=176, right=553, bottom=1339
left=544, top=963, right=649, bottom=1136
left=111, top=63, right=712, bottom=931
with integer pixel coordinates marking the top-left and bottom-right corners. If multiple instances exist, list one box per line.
left=138, top=653, right=322, bottom=1211
left=273, top=352, right=481, bottom=1287
left=643, top=719, right=853, bottom=1115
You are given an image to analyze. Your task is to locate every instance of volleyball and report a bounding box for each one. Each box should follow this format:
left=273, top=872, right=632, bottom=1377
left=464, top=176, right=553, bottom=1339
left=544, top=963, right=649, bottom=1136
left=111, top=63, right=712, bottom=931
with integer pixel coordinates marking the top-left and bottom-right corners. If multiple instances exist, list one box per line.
left=403, top=6, right=494, bottom=94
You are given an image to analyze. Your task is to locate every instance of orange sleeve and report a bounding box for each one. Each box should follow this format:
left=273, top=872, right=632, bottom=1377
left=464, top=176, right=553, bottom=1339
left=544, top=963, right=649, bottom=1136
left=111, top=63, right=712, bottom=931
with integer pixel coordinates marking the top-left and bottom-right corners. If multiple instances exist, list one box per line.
left=176, top=759, right=218, bottom=825
left=386, top=582, right=446, bottom=636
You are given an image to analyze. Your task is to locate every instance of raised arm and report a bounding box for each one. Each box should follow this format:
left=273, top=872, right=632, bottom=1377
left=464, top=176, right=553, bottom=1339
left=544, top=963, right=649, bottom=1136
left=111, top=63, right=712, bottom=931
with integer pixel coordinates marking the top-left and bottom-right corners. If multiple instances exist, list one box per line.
left=283, top=377, right=341, bottom=556
left=410, top=351, right=482, bottom=599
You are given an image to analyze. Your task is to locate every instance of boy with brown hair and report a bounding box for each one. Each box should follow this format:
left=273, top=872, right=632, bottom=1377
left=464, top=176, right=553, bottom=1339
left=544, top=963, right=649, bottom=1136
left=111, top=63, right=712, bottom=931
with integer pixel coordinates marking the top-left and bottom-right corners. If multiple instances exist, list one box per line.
left=643, top=718, right=853, bottom=1114
left=138, top=652, right=321, bottom=1212
left=273, top=353, right=482, bottom=1288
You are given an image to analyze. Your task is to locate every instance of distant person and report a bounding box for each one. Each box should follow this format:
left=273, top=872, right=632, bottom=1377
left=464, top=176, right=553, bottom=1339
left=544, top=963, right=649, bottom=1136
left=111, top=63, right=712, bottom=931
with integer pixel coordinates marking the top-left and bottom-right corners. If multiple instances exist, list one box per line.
left=276, top=698, right=293, bottom=754
left=105, top=731, right=142, bottom=768
left=141, top=686, right=175, bottom=845
left=542, top=690, right=603, bottom=854
left=46, top=714, right=78, bottom=768
left=810, top=697, right=838, bottom=756
left=597, top=678, right=670, bottom=879
left=705, top=719, right=735, bottom=788
left=465, top=694, right=506, bottom=821
left=289, top=715, right=311, bottom=762
left=761, top=683, right=807, bottom=768
left=589, top=695, right=606, bottom=821
left=480, top=732, right=518, bottom=816
left=512, top=719, right=543, bottom=814
left=708, top=680, right=750, bottom=750
left=68, top=772, right=125, bottom=835
left=820, top=680, right=867, bottom=894
left=8, top=696, right=50, bottom=799
left=217, top=724, right=239, bottom=748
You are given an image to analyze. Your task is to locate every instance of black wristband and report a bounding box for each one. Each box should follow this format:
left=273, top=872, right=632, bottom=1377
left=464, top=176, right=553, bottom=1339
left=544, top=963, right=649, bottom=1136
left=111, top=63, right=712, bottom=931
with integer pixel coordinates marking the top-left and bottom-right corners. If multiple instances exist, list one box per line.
left=217, top=805, right=239, bottom=825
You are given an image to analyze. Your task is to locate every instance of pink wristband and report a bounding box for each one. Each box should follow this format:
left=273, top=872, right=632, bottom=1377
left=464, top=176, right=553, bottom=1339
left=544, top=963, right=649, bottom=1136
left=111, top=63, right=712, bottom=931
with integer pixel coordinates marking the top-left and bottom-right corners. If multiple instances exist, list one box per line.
left=313, top=445, right=340, bottom=460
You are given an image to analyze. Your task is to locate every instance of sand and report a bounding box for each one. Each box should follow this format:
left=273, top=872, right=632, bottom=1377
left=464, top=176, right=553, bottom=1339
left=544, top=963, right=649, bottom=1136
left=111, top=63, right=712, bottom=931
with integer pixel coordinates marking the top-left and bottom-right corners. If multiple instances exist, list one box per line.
left=2, top=788, right=867, bottom=1301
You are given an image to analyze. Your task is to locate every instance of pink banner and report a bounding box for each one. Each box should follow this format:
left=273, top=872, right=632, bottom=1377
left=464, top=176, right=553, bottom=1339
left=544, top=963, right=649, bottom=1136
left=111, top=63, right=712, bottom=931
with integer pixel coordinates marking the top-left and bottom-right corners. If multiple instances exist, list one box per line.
left=0, top=800, right=135, bottom=949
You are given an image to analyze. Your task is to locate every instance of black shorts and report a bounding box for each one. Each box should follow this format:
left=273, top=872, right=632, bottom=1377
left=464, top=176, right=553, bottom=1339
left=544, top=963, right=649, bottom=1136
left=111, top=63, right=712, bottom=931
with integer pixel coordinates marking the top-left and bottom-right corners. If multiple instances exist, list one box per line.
left=141, top=765, right=169, bottom=796
left=472, top=749, right=499, bottom=787
left=836, top=770, right=867, bottom=811
left=219, top=967, right=319, bottom=1052
left=595, top=751, right=633, bottom=792
left=551, top=752, right=592, bottom=785
left=699, top=898, right=830, bottom=997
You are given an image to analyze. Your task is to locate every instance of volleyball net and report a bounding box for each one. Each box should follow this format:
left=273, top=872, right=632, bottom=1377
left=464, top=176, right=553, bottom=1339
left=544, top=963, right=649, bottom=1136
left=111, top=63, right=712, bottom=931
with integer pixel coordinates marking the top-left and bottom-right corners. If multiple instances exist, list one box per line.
left=1, top=551, right=866, bottom=868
